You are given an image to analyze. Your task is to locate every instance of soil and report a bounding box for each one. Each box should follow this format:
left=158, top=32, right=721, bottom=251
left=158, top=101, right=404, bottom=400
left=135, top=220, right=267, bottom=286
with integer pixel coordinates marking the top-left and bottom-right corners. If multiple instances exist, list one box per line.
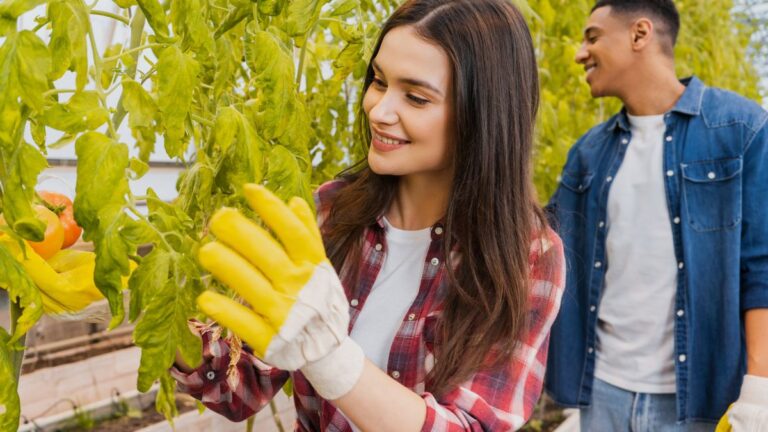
left=53, top=395, right=199, bottom=432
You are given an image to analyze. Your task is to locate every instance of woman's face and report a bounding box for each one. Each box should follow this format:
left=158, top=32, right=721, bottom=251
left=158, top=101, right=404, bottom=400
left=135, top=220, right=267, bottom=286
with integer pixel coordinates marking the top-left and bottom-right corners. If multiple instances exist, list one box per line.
left=363, top=26, right=454, bottom=179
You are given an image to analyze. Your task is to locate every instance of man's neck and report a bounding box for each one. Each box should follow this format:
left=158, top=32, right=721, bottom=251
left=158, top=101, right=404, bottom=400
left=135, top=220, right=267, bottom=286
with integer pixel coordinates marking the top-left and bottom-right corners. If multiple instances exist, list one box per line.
left=620, top=67, right=686, bottom=116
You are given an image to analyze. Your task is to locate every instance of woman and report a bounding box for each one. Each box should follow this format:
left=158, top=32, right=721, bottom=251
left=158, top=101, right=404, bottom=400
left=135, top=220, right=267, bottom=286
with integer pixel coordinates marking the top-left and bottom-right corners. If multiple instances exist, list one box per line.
left=173, top=0, right=565, bottom=430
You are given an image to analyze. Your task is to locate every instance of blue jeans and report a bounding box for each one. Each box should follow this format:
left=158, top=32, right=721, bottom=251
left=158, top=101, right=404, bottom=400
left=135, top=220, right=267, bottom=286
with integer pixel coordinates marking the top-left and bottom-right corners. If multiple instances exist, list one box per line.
left=579, top=378, right=715, bottom=432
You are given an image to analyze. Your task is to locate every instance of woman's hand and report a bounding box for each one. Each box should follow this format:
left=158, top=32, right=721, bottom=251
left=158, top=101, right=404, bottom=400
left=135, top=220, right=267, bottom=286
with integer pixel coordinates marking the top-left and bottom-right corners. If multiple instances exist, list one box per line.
left=195, top=184, right=364, bottom=400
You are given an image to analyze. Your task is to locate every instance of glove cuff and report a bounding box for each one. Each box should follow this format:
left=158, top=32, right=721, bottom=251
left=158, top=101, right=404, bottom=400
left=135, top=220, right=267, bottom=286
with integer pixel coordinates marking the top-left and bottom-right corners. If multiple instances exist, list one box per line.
left=738, top=374, right=768, bottom=406
left=301, top=336, right=365, bottom=400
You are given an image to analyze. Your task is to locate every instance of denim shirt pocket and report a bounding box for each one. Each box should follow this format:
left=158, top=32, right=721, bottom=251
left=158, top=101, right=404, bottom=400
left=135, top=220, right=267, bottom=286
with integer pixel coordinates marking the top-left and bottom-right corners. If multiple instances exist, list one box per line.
left=559, top=171, right=595, bottom=194
left=681, top=157, right=743, bottom=232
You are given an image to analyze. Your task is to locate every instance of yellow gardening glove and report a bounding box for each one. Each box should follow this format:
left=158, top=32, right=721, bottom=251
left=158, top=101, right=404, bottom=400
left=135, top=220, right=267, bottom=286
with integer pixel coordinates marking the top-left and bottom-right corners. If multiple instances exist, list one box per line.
left=716, top=375, right=768, bottom=432
left=196, top=184, right=364, bottom=400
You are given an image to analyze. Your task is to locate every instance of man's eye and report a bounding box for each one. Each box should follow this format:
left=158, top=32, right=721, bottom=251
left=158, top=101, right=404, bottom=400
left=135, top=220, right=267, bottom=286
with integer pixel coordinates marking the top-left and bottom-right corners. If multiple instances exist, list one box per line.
left=407, top=94, right=429, bottom=105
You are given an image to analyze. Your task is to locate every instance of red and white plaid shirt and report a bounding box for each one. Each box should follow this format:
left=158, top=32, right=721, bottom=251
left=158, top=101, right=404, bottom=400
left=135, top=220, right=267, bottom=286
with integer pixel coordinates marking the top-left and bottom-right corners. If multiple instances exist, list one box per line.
left=171, top=180, right=565, bottom=431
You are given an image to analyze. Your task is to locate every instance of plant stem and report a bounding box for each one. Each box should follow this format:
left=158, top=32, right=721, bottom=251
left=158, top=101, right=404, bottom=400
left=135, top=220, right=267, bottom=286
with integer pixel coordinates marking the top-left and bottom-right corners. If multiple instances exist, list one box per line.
left=91, top=10, right=131, bottom=25
left=112, top=10, right=147, bottom=131
left=9, top=302, right=27, bottom=383
left=102, top=43, right=165, bottom=63
left=268, top=399, right=286, bottom=432
left=191, top=114, right=214, bottom=127
left=87, top=24, right=119, bottom=139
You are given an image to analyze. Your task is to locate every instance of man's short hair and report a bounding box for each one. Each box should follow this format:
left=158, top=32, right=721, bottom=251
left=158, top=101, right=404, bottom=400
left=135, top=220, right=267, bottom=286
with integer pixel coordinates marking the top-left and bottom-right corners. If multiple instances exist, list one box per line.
left=593, top=0, right=680, bottom=53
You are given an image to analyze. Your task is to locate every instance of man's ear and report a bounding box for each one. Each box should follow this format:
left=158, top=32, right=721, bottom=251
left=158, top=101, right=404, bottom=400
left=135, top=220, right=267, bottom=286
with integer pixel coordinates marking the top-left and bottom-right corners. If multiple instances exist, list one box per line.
left=630, top=17, right=653, bottom=50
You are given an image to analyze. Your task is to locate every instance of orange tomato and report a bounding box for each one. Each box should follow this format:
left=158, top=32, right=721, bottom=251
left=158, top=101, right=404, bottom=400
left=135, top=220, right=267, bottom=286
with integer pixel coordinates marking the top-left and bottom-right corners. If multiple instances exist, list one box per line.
left=29, top=205, right=65, bottom=259
left=38, top=191, right=83, bottom=248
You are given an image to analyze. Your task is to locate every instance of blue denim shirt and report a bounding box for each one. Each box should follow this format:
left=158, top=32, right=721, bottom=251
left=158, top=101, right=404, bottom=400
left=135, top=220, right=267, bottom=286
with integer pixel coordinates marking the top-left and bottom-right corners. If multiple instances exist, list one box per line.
left=544, top=77, right=768, bottom=423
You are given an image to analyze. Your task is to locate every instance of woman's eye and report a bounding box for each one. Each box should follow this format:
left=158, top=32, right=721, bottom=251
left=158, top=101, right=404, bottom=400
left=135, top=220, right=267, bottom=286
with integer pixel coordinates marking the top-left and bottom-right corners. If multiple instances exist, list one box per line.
left=407, top=94, right=429, bottom=105
left=372, top=77, right=387, bottom=88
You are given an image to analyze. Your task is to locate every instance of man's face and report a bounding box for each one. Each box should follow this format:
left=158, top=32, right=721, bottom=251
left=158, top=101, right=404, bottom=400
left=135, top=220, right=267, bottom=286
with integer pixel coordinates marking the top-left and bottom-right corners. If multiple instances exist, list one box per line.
left=575, top=6, right=636, bottom=98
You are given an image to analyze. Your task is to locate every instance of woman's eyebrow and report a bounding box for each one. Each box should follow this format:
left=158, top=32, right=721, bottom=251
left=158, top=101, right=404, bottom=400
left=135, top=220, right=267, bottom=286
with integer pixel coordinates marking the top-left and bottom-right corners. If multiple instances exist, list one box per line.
left=372, top=60, right=444, bottom=97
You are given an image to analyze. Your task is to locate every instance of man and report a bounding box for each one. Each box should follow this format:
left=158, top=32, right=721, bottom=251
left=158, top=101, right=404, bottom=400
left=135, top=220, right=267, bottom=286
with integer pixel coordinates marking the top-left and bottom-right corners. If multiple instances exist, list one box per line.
left=544, top=0, right=768, bottom=430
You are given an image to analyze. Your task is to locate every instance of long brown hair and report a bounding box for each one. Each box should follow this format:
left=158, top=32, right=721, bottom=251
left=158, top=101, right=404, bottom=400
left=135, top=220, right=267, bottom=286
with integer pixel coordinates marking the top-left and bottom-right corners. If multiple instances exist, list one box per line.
left=323, top=0, right=546, bottom=397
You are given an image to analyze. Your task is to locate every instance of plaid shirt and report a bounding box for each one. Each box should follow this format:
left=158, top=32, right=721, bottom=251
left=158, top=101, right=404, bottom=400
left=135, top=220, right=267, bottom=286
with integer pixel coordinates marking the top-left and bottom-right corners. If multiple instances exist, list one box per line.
left=171, top=180, right=565, bottom=431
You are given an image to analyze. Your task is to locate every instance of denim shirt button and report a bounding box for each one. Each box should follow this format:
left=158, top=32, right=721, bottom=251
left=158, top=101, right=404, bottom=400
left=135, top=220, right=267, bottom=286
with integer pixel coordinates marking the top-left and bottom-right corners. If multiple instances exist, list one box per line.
left=666, top=170, right=675, bottom=177
left=677, top=309, right=685, bottom=317
left=666, top=136, right=673, bottom=142
left=621, top=138, right=629, bottom=145
left=679, top=354, right=687, bottom=363
left=606, top=176, right=613, bottom=183
left=588, top=347, right=594, bottom=354
left=673, top=217, right=681, bottom=225
left=678, top=262, right=685, bottom=270
left=590, top=305, right=597, bottom=312
left=599, top=221, right=605, bottom=228
left=707, top=172, right=716, bottom=180
left=594, top=261, right=602, bottom=268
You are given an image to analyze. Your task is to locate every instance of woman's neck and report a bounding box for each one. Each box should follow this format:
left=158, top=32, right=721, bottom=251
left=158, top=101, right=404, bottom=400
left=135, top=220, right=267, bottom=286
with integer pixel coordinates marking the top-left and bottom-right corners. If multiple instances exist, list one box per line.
left=385, top=173, right=452, bottom=230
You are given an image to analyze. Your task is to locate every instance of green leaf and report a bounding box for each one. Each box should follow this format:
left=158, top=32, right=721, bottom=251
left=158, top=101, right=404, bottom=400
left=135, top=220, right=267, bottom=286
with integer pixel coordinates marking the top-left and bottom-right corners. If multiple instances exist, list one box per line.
left=101, top=43, right=123, bottom=89
left=213, top=36, right=240, bottom=100
left=327, top=0, right=357, bottom=16
left=0, top=31, right=51, bottom=114
left=41, top=91, right=109, bottom=134
left=0, top=241, right=43, bottom=342
left=266, top=145, right=311, bottom=203
left=257, top=0, right=284, bottom=16
left=0, top=328, right=21, bottom=432
left=285, top=0, right=324, bottom=37
left=74, top=132, right=130, bottom=233
left=121, top=79, right=158, bottom=161
left=0, top=0, right=48, bottom=36
left=157, top=46, right=199, bottom=159
left=48, top=0, right=89, bottom=90
left=136, top=0, right=171, bottom=41
left=134, top=254, right=202, bottom=392
left=128, top=247, right=171, bottom=322
left=129, top=157, right=150, bottom=179
left=1, top=143, right=48, bottom=241
left=215, top=107, right=265, bottom=190
left=170, top=0, right=213, bottom=50
left=92, top=204, right=136, bottom=328
left=156, top=373, right=178, bottom=421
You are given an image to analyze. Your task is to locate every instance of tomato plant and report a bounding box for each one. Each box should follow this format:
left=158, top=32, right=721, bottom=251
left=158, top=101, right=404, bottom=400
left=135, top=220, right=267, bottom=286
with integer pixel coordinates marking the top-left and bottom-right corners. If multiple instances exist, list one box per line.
left=38, top=191, right=83, bottom=248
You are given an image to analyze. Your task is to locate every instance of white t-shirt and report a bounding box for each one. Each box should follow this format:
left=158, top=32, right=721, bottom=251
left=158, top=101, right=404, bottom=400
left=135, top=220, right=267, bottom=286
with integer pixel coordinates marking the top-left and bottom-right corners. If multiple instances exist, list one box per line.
left=342, top=218, right=432, bottom=431
left=594, top=113, right=678, bottom=394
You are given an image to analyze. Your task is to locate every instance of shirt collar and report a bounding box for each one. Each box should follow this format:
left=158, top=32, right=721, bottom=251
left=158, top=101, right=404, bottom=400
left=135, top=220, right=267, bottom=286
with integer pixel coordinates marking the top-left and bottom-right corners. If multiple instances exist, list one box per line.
left=609, top=76, right=704, bottom=132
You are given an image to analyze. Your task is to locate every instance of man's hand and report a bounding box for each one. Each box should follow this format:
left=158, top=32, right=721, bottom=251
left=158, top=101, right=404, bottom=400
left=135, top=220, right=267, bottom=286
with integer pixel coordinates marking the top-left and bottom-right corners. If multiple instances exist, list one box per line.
left=716, top=375, right=768, bottom=431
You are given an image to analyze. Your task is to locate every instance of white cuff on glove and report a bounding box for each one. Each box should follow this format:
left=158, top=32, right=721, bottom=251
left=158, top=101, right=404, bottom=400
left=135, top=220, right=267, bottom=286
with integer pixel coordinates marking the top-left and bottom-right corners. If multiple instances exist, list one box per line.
left=729, top=375, right=768, bottom=431
left=301, top=336, right=365, bottom=400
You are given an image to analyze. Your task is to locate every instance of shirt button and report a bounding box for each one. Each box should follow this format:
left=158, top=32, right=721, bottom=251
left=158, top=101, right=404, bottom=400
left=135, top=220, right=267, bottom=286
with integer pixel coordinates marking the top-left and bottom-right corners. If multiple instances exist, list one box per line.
left=678, top=262, right=685, bottom=270
left=621, top=138, right=629, bottom=145
left=588, top=347, right=594, bottom=354
left=707, top=172, right=716, bottom=180
left=677, top=309, right=685, bottom=317
left=434, top=226, right=444, bottom=235
left=666, top=136, right=673, bottom=142
left=673, top=217, right=681, bottom=224
left=350, top=299, right=359, bottom=307
left=374, top=243, right=383, bottom=251
left=407, top=313, right=416, bottom=321
left=678, top=354, right=687, bottom=363
left=666, top=170, right=675, bottom=177
left=431, top=257, right=440, bottom=266
left=594, top=261, right=602, bottom=268
left=606, top=176, right=613, bottom=182
left=391, top=371, right=400, bottom=379
left=590, top=305, right=596, bottom=312
left=205, top=371, right=216, bottom=381
left=598, top=221, right=605, bottom=228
